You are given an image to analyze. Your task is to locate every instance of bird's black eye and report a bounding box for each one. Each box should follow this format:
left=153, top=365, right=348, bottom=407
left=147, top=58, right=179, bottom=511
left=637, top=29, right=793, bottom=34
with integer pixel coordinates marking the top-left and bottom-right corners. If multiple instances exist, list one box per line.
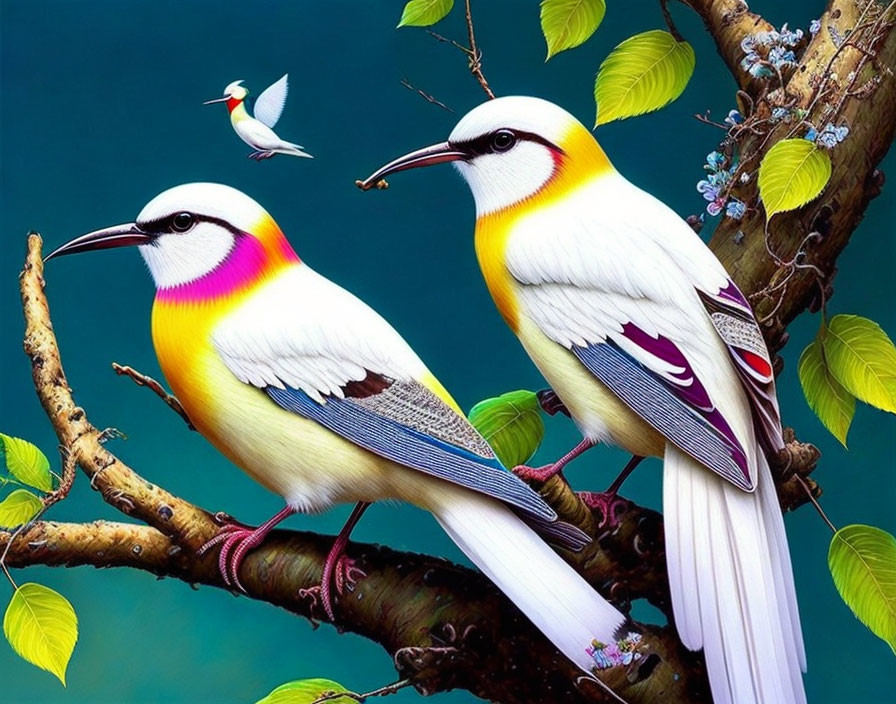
left=171, top=212, right=195, bottom=232
left=490, top=129, right=517, bottom=153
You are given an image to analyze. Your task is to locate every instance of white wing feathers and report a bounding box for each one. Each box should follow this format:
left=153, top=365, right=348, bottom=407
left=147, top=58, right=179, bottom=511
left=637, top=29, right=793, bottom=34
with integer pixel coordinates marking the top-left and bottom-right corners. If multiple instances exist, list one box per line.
left=506, top=175, right=734, bottom=403
left=212, top=265, right=425, bottom=402
left=253, top=74, right=289, bottom=128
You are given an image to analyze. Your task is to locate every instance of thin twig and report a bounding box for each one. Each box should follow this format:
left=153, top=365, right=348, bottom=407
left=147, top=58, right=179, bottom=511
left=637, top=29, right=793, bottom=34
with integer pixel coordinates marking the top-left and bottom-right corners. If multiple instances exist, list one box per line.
left=463, top=0, right=495, bottom=99
left=660, top=0, right=685, bottom=42
left=795, top=475, right=836, bottom=534
left=112, top=362, right=194, bottom=429
left=400, top=78, right=455, bottom=112
left=43, top=446, right=76, bottom=509
left=311, top=679, right=411, bottom=704
left=426, top=30, right=469, bottom=55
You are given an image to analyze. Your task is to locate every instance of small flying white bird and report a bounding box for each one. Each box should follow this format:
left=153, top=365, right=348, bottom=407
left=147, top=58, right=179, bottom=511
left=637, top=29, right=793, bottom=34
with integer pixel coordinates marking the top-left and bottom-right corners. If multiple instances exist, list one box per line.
left=204, top=75, right=312, bottom=160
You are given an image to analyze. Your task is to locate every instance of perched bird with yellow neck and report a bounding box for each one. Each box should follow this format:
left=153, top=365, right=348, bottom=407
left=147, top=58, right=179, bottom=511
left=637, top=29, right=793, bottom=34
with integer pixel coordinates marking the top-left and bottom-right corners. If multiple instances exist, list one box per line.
left=362, top=96, right=807, bottom=704
left=45, top=183, right=639, bottom=694
left=203, top=75, right=312, bottom=160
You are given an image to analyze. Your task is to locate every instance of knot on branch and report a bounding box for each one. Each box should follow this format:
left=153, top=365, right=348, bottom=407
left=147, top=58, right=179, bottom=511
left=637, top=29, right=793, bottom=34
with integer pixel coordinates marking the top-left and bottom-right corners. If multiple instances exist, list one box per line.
left=772, top=428, right=822, bottom=512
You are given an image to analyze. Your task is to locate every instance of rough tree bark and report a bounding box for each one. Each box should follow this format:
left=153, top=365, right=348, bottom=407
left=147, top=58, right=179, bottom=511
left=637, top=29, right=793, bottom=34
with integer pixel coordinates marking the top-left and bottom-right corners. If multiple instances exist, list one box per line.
left=2, top=1, right=894, bottom=702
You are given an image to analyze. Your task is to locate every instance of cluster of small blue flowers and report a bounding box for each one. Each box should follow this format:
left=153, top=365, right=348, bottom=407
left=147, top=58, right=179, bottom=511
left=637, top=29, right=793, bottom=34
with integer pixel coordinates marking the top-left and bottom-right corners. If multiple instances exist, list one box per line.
left=696, top=151, right=746, bottom=219
left=806, top=123, right=850, bottom=148
left=740, top=24, right=804, bottom=77
left=587, top=633, right=643, bottom=670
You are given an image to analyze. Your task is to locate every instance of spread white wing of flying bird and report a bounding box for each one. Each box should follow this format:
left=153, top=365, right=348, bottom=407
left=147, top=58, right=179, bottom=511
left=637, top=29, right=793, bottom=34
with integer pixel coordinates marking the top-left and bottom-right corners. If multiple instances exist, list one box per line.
left=253, top=74, right=289, bottom=128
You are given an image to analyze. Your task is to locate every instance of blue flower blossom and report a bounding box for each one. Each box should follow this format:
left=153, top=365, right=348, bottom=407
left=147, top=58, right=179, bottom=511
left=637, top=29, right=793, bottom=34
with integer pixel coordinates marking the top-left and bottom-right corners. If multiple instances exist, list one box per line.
left=705, top=151, right=726, bottom=170
left=768, top=46, right=797, bottom=68
left=770, top=107, right=791, bottom=123
left=697, top=179, right=720, bottom=201
left=698, top=151, right=739, bottom=216
left=809, top=19, right=821, bottom=36
left=815, top=123, right=850, bottom=148
left=740, top=23, right=803, bottom=78
left=755, top=30, right=781, bottom=46
left=741, top=35, right=758, bottom=53
left=748, top=61, right=775, bottom=78
left=779, top=23, right=804, bottom=47
left=725, top=109, right=745, bottom=126
left=726, top=198, right=747, bottom=220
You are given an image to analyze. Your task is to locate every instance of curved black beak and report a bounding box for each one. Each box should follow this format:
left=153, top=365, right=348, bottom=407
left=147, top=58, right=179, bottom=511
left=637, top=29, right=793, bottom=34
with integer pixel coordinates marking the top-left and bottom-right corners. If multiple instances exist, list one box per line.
left=45, top=223, right=153, bottom=262
left=358, top=141, right=466, bottom=189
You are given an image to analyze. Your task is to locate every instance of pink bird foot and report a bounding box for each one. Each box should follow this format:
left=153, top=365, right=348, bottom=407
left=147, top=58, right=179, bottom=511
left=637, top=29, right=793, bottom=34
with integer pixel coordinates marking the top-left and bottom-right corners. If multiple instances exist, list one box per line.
left=513, top=438, right=595, bottom=483
left=512, top=462, right=563, bottom=482
left=577, top=455, right=644, bottom=528
left=301, top=502, right=371, bottom=621
left=197, top=506, right=295, bottom=592
left=320, top=555, right=367, bottom=621
left=577, top=491, right=633, bottom=528
left=248, top=150, right=275, bottom=160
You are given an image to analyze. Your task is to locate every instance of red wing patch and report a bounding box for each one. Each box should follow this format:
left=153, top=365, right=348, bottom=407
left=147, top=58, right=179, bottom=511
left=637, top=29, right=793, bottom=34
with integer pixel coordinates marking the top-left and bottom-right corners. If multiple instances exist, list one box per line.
left=738, top=349, right=773, bottom=379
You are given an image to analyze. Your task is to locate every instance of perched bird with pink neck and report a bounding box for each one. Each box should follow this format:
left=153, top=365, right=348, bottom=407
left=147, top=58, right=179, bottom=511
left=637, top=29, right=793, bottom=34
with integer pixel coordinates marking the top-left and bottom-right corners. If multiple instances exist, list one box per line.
left=362, top=96, right=807, bottom=704
left=45, top=183, right=639, bottom=695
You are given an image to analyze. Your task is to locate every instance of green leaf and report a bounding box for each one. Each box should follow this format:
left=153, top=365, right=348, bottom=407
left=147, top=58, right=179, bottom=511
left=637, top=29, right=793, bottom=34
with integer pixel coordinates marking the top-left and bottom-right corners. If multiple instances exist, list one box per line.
left=0, top=489, right=43, bottom=528
left=4, top=583, right=78, bottom=685
left=828, top=524, right=896, bottom=653
left=255, top=678, right=353, bottom=704
left=798, top=337, right=856, bottom=446
left=757, top=139, right=832, bottom=219
left=822, top=314, right=896, bottom=414
left=468, top=390, right=545, bottom=468
left=594, top=29, right=695, bottom=126
left=541, top=0, right=606, bottom=60
left=397, top=0, right=453, bottom=28
left=0, top=434, right=53, bottom=493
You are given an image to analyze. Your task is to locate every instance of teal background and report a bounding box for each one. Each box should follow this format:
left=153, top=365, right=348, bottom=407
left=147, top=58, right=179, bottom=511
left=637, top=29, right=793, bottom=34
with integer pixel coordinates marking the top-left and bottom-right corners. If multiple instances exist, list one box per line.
left=1, top=1, right=894, bottom=702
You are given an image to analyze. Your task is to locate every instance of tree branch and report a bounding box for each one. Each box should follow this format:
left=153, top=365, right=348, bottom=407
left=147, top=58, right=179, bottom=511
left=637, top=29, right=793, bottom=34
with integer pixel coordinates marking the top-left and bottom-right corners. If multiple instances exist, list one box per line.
left=685, top=0, right=778, bottom=92
left=112, top=362, right=194, bottom=429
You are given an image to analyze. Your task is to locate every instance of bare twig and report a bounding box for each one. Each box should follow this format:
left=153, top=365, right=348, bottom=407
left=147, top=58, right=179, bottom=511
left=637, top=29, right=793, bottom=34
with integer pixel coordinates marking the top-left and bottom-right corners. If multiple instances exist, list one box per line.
left=42, top=446, right=76, bottom=509
left=660, top=0, right=685, bottom=42
left=399, top=78, right=454, bottom=112
left=463, top=0, right=495, bottom=99
left=796, top=475, right=837, bottom=533
left=311, top=679, right=412, bottom=703
left=112, top=362, right=194, bottom=429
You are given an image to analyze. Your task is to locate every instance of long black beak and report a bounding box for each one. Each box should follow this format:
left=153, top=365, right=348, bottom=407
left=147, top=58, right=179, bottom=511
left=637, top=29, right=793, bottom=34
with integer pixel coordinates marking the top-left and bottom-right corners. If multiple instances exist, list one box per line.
left=202, top=96, right=229, bottom=105
left=45, top=223, right=153, bottom=261
left=358, top=141, right=466, bottom=189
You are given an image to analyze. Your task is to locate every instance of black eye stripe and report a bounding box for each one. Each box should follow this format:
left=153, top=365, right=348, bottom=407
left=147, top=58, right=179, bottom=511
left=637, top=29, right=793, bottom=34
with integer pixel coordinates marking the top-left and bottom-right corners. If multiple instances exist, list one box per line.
left=452, top=129, right=563, bottom=157
left=137, top=213, right=246, bottom=237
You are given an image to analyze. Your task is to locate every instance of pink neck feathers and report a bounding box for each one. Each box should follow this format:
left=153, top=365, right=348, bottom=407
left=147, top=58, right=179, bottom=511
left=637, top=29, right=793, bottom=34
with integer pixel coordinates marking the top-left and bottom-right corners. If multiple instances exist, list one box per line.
left=156, top=231, right=300, bottom=304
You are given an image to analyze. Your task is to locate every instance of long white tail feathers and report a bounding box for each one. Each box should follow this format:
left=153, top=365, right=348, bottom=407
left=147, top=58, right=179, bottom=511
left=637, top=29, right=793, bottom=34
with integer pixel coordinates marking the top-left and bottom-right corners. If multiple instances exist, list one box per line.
left=278, top=142, right=313, bottom=158
left=430, top=490, right=636, bottom=693
left=664, top=444, right=806, bottom=704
